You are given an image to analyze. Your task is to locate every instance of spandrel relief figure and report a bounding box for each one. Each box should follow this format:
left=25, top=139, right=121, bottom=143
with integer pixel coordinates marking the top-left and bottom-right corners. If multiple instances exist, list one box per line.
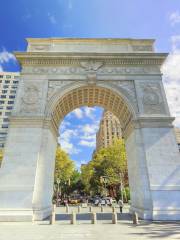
left=21, top=85, right=40, bottom=113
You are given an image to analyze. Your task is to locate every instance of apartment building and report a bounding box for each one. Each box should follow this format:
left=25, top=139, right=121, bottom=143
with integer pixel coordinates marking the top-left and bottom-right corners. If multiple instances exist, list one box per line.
left=175, top=127, right=180, bottom=152
left=0, top=72, right=20, bottom=149
left=96, top=110, right=122, bottom=151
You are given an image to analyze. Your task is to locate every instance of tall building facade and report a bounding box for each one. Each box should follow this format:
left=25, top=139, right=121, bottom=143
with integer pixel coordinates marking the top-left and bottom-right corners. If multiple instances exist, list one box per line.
left=175, top=127, right=180, bottom=151
left=96, top=110, right=122, bottom=151
left=0, top=72, right=20, bottom=149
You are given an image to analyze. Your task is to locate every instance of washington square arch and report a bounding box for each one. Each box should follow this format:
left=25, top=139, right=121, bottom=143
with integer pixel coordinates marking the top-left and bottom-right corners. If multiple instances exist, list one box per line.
left=0, top=38, right=180, bottom=222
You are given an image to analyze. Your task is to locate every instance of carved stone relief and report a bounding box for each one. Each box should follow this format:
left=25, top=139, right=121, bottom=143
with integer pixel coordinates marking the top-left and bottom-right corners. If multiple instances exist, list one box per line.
left=29, top=44, right=51, bottom=51
left=47, top=80, right=73, bottom=100
left=20, top=84, right=41, bottom=113
left=141, top=83, right=165, bottom=114
left=80, top=61, right=104, bottom=71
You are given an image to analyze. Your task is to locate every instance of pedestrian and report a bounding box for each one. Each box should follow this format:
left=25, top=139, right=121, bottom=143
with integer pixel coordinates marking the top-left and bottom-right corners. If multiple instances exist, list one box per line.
left=118, top=199, right=123, bottom=213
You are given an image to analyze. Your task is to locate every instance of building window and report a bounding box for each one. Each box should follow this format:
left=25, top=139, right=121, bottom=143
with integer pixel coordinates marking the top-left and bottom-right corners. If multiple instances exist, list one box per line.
left=3, top=85, right=8, bottom=89
left=2, top=90, right=7, bottom=94
left=14, top=76, right=19, bottom=79
left=0, top=143, right=4, bottom=147
left=8, top=101, right=14, bottom=104
left=0, top=95, right=6, bottom=99
left=0, top=101, right=5, bottom=104
left=5, top=112, right=11, bottom=116
left=11, top=86, right=17, bottom=89
left=3, top=118, right=9, bottom=122
left=6, top=75, right=11, bottom=79
left=10, top=90, right=16, bottom=94
left=178, top=144, right=180, bottom=152
left=0, top=75, right=3, bottom=78
left=6, top=106, right=13, bottom=110
left=9, top=95, right=15, bottom=99
left=5, top=80, right=10, bottom=84
left=13, top=81, right=18, bottom=84
left=2, top=124, right=8, bottom=128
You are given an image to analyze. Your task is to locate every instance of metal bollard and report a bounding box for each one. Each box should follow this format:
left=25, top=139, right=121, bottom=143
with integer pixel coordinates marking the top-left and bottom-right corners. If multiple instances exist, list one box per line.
left=71, top=211, right=76, bottom=224
left=112, top=206, right=116, bottom=213
left=132, top=212, right=139, bottom=225
left=101, top=206, right=104, bottom=212
left=112, top=212, right=117, bottom=224
left=89, top=206, right=92, bottom=212
left=78, top=205, right=81, bottom=213
left=50, top=211, right=56, bottom=224
left=66, top=204, right=69, bottom=213
left=91, top=212, right=97, bottom=224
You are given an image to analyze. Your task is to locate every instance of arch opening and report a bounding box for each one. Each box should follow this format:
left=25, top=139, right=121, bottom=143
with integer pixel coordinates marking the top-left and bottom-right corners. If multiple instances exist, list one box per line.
left=49, top=85, right=135, bottom=137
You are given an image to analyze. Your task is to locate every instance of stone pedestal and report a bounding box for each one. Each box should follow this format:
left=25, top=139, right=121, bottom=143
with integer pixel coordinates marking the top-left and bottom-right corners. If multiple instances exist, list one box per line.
left=0, top=118, right=57, bottom=221
left=126, top=119, right=180, bottom=220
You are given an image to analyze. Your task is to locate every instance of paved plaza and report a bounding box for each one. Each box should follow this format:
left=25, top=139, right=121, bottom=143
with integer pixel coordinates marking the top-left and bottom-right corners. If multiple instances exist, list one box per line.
left=0, top=207, right=180, bottom=240
left=0, top=221, right=180, bottom=240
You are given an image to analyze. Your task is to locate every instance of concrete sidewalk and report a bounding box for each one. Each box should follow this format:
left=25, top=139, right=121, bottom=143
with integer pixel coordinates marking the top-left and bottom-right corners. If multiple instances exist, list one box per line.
left=0, top=221, right=180, bottom=240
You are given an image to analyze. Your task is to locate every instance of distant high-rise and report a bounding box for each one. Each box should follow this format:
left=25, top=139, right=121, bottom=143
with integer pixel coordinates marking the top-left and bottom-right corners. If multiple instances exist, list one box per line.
left=174, top=127, right=180, bottom=151
left=0, top=72, right=20, bottom=149
left=96, top=110, right=122, bottom=151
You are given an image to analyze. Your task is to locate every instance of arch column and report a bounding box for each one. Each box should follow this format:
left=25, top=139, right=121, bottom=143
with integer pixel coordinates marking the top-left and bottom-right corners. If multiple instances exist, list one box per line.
left=126, top=116, right=180, bottom=220
left=0, top=116, right=57, bottom=221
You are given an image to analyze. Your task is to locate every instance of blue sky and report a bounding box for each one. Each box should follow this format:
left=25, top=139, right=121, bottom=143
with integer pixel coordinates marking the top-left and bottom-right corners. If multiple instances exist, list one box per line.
left=0, top=0, right=180, bottom=167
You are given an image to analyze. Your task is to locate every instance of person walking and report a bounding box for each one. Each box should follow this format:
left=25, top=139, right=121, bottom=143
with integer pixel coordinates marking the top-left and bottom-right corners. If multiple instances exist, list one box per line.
left=118, top=199, right=124, bottom=213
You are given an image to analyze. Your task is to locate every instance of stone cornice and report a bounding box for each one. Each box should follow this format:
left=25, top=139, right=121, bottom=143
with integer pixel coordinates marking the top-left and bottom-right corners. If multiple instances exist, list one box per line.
left=14, top=52, right=168, bottom=67
left=26, top=37, right=155, bottom=44
left=133, top=116, right=175, bottom=128
left=9, top=116, right=58, bottom=138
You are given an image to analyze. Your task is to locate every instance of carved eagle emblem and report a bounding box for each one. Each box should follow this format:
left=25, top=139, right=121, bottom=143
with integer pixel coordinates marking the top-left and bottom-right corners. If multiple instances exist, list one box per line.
left=80, top=61, right=104, bottom=71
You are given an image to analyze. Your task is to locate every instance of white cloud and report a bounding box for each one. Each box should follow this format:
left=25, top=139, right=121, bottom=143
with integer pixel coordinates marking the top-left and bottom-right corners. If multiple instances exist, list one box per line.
left=162, top=35, right=180, bottom=127
left=79, top=139, right=96, bottom=147
left=0, top=49, right=16, bottom=70
left=84, top=107, right=96, bottom=119
left=169, top=11, right=180, bottom=26
left=78, top=122, right=100, bottom=148
left=60, top=120, right=71, bottom=131
left=48, top=13, right=57, bottom=25
left=59, top=129, right=81, bottom=154
left=60, top=140, right=80, bottom=154
left=72, top=108, right=84, bottom=119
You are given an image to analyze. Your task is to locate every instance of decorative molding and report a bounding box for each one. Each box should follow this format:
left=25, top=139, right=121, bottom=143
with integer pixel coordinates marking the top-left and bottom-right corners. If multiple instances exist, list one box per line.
left=22, top=66, right=161, bottom=75
left=80, top=61, right=104, bottom=71
left=16, top=52, right=167, bottom=67
left=132, top=116, right=174, bottom=128
left=132, top=45, right=153, bottom=51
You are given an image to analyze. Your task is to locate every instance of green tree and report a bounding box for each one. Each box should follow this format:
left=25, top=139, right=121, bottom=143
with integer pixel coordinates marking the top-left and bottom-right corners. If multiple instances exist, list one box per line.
left=0, top=150, right=3, bottom=167
left=54, top=146, right=75, bottom=199
left=69, top=170, right=84, bottom=194
left=81, top=138, right=128, bottom=199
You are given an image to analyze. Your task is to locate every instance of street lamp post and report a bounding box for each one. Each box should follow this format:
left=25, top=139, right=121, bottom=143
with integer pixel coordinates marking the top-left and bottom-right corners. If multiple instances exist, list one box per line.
left=100, top=176, right=109, bottom=197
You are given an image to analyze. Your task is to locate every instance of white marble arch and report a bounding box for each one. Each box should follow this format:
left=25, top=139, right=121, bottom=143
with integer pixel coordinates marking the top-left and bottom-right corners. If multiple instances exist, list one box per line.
left=0, top=38, right=180, bottom=221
